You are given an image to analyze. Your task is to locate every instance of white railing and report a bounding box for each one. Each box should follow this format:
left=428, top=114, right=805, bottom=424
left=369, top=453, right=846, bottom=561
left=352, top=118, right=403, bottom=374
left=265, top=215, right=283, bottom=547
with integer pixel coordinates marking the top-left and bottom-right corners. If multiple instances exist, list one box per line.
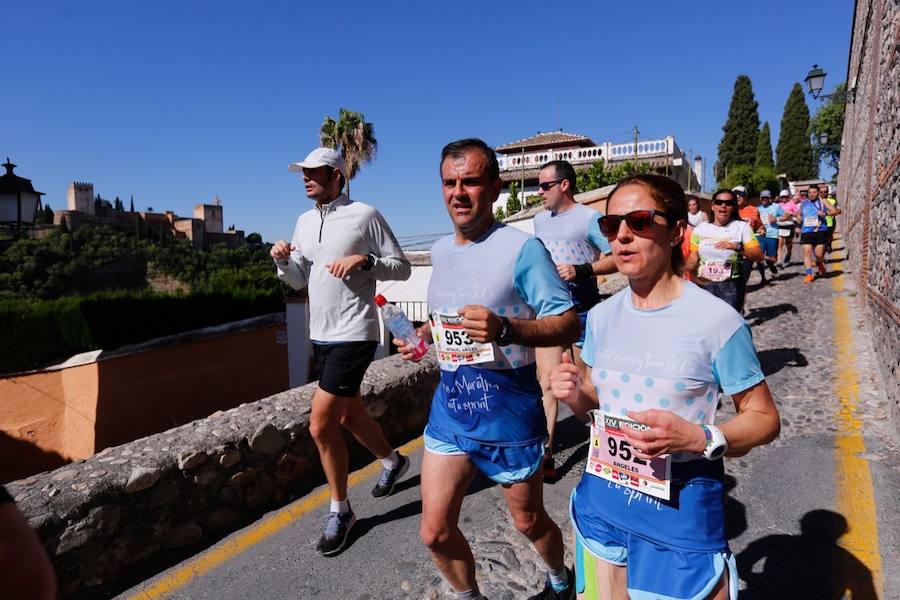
left=498, top=138, right=674, bottom=172
left=392, top=300, right=429, bottom=323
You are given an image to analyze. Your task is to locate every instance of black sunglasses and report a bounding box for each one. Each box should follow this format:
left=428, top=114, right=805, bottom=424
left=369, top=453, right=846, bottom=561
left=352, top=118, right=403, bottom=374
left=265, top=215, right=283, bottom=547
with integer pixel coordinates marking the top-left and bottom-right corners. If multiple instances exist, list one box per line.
left=598, top=209, right=672, bottom=238
left=538, top=179, right=564, bottom=191
left=712, top=199, right=737, bottom=207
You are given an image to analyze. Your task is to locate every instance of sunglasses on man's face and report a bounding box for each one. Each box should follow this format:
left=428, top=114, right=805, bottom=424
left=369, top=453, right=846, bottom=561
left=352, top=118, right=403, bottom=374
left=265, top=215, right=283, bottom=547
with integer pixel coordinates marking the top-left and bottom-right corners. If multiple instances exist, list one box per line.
left=598, top=209, right=671, bottom=238
left=538, top=179, right=563, bottom=191
left=712, top=199, right=737, bottom=207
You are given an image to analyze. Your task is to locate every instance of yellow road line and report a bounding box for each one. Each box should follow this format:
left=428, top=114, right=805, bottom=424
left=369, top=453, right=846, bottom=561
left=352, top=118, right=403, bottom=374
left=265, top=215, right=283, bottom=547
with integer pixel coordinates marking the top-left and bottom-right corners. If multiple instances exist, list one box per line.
left=830, top=257, right=883, bottom=595
left=128, top=436, right=424, bottom=600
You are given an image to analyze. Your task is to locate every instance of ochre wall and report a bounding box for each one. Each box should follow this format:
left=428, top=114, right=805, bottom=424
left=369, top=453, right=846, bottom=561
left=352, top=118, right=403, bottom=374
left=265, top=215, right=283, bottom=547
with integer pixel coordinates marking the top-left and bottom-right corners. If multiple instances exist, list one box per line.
left=92, top=323, right=287, bottom=451
left=1, top=322, right=288, bottom=482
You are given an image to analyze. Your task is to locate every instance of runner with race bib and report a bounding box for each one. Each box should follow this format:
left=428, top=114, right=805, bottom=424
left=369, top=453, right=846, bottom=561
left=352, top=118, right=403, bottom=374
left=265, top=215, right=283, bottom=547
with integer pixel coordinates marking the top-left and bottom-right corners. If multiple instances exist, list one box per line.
left=550, top=174, right=780, bottom=600
left=395, top=138, right=581, bottom=600
left=686, top=188, right=763, bottom=312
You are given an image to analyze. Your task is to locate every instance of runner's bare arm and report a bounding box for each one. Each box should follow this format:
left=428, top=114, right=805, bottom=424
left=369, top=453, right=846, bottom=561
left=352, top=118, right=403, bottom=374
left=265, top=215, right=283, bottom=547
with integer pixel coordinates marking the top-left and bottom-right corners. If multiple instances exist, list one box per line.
left=458, top=305, right=579, bottom=347
left=720, top=380, right=780, bottom=456
left=591, top=253, right=618, bottom=276
left=684, top=250, right=700, bottom=275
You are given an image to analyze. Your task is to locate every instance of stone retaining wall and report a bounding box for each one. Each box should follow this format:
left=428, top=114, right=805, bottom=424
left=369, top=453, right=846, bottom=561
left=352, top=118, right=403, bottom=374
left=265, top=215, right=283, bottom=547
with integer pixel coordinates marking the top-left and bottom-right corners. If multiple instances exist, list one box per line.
left=6, top=352, right=439, bottom=599
left=837, top=0, right=900, bottom=432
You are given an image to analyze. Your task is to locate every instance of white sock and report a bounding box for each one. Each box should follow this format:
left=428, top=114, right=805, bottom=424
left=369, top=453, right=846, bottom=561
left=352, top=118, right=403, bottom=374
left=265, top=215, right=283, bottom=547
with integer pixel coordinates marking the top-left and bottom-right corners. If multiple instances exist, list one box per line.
left=455, top=588, right=483, bottom=600
left=380, top=450, right=400, bottom=470
left=330, top=498, right=349, bottom=514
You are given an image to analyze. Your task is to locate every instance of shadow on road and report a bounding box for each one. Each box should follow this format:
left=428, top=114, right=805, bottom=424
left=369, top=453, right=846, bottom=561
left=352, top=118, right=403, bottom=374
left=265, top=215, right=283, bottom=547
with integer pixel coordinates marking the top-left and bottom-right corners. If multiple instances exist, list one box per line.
left=757, top=348, right=808, bottom=377
left=545, top=415, right=590, bottom=484
left=723, top=474, right=747, bottom=540
left=820, top=269, right=844, bottom=279
left=736, top=509, right=877, bottom=599
left=745, top=303, right=798, bottom=327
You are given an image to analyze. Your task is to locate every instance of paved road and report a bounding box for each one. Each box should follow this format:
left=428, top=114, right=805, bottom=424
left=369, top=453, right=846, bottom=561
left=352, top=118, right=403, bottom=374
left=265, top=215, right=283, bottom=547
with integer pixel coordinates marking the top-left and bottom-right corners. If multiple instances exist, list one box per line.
left=120, top=243, right=900, bottom=600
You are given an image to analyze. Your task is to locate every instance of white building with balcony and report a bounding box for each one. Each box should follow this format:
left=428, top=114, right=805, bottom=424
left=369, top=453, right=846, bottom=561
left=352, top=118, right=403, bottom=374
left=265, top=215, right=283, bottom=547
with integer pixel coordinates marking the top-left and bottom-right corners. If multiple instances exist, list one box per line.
left=494, top=130, right=703, bottom=215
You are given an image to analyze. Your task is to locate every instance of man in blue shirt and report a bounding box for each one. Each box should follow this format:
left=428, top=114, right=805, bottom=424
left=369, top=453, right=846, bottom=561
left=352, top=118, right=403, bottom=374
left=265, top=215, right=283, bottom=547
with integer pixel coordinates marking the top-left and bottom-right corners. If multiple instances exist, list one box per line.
left=754, top=190, right=784, bottom=283
left=396, top=139, right=580, bottom=600
left=532, top=160, right=616, bottom=478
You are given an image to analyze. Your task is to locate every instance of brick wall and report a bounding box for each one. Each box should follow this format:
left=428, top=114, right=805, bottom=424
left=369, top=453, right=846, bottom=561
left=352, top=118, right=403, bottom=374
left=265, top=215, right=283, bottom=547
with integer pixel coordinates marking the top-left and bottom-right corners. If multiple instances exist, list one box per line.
left=838, top=0, right=900, bottom=431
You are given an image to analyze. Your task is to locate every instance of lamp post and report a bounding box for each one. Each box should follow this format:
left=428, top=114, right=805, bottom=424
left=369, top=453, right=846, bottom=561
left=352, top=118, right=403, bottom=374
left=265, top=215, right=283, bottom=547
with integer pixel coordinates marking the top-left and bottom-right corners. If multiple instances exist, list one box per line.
left=0, top=158, right=44, bottom=238
left=804, top=65, right=856, bottom=103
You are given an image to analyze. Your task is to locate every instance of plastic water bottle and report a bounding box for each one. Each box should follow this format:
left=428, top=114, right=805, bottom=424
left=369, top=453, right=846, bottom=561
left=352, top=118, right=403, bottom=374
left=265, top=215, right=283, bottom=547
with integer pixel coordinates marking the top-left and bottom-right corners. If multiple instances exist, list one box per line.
left=375, top=295, right=428, bottom=361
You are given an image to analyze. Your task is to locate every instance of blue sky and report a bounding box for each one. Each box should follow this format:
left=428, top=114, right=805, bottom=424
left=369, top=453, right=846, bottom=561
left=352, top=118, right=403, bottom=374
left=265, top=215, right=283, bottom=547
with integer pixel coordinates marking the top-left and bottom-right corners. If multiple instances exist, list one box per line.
left=4, top=1, right=853, bottom=244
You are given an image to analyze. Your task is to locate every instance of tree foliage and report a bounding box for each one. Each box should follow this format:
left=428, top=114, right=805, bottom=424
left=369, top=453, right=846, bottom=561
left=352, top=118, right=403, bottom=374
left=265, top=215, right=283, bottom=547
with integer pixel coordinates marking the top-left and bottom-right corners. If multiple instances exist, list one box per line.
left=717, top=75, right=761, bottom=180
left=0, top=225, right=284, bottom=301
left=810, top=82, right=846, bottom=175
left=776, top=83, right=817, bottom=180
left=755, top=122, right=774, bottom=169
left=319, top=108, right=378, bottom=196
left=719, top=165, right=779, bottom=198
left=506, top=181, right=521, bottom=215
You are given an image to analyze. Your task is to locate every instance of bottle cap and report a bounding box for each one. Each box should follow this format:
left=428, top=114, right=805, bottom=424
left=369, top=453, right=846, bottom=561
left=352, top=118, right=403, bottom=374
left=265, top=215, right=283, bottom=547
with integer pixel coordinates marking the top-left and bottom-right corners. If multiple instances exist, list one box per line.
left=374, top=294, right=387, bottom=307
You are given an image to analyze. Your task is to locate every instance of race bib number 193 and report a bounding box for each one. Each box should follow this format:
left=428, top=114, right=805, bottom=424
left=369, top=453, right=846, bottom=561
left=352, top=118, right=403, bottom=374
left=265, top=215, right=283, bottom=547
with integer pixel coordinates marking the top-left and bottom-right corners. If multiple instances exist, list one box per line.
left=430, top=312, right=495, bottom=368
left=586, top=410, right=671, bottom=501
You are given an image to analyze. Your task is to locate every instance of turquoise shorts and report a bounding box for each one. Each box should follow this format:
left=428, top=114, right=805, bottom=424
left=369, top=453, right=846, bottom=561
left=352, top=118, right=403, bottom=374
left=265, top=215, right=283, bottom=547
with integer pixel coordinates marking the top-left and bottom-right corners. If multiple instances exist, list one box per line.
left=423, top=424, right=544, bottom=484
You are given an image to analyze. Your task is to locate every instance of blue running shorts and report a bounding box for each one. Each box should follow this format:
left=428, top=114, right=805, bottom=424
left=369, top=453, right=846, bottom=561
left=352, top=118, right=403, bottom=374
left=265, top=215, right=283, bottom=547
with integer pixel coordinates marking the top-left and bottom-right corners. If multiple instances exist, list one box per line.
left=424, top=424, right=544, bottom=484
left=574, top=310, right=589, bottom=348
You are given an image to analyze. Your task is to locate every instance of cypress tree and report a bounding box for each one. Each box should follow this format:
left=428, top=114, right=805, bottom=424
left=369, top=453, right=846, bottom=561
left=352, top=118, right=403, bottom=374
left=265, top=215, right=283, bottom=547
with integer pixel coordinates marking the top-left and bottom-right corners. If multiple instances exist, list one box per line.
left=776, top=83, right=818, bottom=180
left=130, top=195, right=134, bottom=212
left=716, top=75, right=760, bottom=180
left=755, top=121, right=774, bottom=169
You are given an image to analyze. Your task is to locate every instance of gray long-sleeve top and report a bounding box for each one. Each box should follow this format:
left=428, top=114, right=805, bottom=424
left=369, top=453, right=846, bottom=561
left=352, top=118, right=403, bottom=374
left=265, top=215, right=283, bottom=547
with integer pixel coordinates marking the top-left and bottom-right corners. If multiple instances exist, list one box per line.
left=275, top=194, right=411, bottom=342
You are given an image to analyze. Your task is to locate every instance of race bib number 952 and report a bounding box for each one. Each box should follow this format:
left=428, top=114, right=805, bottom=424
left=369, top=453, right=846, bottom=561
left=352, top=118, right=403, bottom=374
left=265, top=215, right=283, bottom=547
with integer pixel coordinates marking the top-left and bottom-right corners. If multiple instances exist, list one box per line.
left=587, top=410, right=671, bottom=500
left=430, top=312, right=495, bottom=368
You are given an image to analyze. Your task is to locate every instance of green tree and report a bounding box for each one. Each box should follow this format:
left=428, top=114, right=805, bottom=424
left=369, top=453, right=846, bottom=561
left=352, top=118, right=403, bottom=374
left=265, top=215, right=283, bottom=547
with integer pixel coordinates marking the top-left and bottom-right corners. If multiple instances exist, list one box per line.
left=59, top=216, right=69, bottom=234
left=246, top=232, right=263, bottom=244
left=493, top=205, right=506, bottom=222
left=506, top=181, right=521, bottom=215
left=716, top=75, right=761, bottom=180
left=755, top=121, right=774, bottom=169
left=129, top=196, right=135, bottom=212
left=776, top=83, right=817, bottom=180
left=576, top=160, right=611, bottom=193
left=319, top=108, right=378, bottom=197
left=810, top=82, right=846, bottom=175
left=525, top=194, right=541, bottom=208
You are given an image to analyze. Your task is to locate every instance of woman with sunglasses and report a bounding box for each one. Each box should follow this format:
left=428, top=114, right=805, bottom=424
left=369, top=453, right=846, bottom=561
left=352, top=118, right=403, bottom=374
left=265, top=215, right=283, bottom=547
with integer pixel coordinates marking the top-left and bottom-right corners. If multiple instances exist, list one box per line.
left=685, top=189, right=763, bottom=312
left=550, top=174, right=779, bottom=600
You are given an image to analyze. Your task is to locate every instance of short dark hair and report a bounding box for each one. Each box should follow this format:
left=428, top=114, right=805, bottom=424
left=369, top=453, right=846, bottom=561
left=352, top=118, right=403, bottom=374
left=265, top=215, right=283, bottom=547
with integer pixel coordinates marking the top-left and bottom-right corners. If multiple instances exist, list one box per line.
left=440, top=138, right=500, bottom=182
left=540, top=160, right=577, bottom=193
left=608, top=174, right=688, bottom=274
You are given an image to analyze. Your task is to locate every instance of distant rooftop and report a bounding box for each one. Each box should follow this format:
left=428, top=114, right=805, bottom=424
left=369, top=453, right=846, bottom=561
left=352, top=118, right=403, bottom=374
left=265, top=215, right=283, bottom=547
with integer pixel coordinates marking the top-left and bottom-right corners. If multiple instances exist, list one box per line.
left=495, top=131, right=596, bottom=154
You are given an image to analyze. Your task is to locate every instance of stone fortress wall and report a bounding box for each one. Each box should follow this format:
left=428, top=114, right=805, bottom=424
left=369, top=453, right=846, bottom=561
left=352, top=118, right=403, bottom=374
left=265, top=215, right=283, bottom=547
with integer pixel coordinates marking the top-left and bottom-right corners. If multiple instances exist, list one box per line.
left=836, top=0, right=900, bottom=432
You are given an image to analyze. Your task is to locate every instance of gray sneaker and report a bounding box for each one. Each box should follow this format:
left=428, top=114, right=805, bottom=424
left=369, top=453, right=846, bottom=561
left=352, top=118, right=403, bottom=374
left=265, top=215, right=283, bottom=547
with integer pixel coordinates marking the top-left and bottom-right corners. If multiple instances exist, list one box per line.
left=371, top=454, right=410, bottom=498
left=315, top=507, right=356, bottom=556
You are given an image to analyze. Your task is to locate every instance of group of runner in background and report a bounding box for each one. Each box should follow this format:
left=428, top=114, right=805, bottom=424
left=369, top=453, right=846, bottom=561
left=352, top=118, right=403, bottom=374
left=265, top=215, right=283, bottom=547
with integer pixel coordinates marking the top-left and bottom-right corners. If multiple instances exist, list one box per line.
left=686, top=182, right=841, bottom=312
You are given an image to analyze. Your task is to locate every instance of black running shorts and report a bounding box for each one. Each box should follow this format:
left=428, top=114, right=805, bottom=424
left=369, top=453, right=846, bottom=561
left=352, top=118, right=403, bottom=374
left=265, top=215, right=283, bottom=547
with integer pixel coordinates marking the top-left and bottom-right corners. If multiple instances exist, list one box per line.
left=800, top=231, right=828, bottom=245
left=312, top=341, right=378, bottom=397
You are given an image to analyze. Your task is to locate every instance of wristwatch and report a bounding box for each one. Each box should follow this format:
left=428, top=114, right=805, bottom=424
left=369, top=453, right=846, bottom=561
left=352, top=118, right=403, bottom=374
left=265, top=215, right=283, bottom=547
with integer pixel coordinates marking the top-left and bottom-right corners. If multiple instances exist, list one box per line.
left=700, top=424, right=728, bottom=460
left=361, top=254, right=376, bottom=271
left=496, top=317, right=514, bottom=346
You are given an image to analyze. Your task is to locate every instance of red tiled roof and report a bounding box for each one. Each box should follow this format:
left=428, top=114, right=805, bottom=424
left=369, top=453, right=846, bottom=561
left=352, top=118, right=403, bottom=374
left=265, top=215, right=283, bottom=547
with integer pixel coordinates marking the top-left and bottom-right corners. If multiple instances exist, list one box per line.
left=496, top=131, right=596, bottom=153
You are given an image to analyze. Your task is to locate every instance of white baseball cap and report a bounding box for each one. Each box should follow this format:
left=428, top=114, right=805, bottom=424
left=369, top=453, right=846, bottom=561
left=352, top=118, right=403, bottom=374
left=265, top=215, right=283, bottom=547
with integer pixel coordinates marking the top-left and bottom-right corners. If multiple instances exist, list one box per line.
left=779, top=189, right=790, bottom=197
left=289, top=147, right=346, bottom=176
left=732, top=185, right=747, bottom=194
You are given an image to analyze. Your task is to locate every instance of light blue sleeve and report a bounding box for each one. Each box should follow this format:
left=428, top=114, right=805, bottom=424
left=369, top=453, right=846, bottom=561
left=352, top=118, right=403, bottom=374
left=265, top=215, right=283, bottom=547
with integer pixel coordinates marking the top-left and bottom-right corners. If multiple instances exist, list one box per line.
left=513, top=238, right=575, bottom=318
left=587, top=216, right=612, bottom=255
left=711, top=325, right=765, bottom=395
left=580, top=318, right=596, bottom=367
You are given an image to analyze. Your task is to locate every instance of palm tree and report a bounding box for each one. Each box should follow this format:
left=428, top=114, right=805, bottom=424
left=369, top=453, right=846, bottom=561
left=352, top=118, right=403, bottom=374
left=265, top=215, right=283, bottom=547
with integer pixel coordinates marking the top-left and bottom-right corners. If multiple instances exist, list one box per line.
left=319, top=108, right=377, bottom=196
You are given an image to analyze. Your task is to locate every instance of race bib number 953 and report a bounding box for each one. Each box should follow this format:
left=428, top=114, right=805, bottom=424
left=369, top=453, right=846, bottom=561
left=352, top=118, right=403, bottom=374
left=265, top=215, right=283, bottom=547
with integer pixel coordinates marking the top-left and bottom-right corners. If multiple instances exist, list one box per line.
left=587, top=410, right=671, bottom=500
left=430, top=312, right=495, bottom=368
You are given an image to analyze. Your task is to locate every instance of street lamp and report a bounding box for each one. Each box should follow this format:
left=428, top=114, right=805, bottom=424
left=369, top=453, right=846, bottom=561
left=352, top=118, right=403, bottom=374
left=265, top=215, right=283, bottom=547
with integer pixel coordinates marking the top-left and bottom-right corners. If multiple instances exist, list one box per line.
left=0, top=158, right=44, bottom=238
left=804, top=64, right=827, bottom=99
left=804, top=64, right=856, bottom=103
